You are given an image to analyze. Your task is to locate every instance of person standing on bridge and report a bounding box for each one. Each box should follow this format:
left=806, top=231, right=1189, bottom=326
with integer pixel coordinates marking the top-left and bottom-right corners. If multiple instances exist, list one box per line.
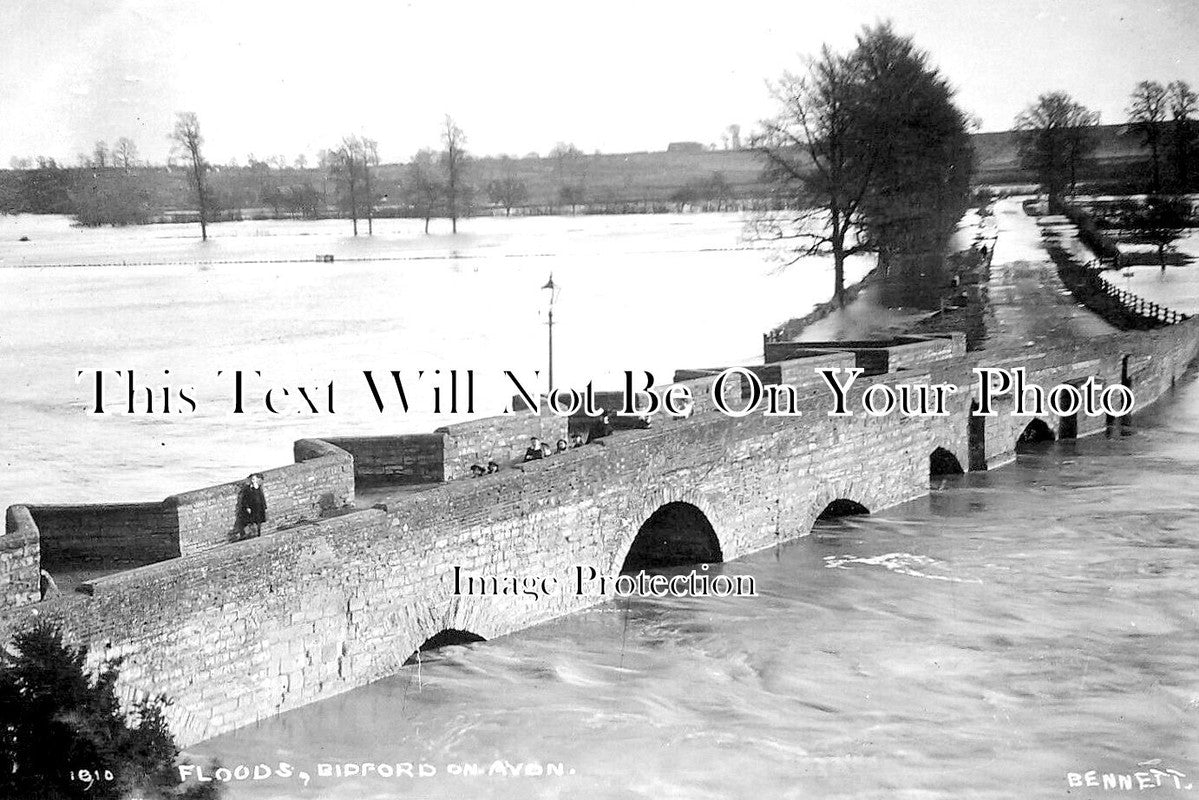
left=239, top=473, right=267, bottom=539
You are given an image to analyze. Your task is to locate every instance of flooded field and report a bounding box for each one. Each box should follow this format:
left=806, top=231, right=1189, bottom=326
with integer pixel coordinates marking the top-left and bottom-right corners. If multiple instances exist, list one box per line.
left=4, top=209, right=1198, bottom=799
left=0, top=212, right=870, bottom=509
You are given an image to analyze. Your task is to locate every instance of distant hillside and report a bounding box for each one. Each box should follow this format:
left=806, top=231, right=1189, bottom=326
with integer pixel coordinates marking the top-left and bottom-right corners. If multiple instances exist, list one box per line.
left=0, top=125, right=1163, bottom=220
left=972, top=123, right=1151, bottom=186
left=393, top=148, right=766, bottom=209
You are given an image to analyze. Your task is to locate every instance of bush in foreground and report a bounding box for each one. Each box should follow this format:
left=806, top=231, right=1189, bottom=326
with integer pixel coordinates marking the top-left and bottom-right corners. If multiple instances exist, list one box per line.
left=0, top=621, right=219, bottom=800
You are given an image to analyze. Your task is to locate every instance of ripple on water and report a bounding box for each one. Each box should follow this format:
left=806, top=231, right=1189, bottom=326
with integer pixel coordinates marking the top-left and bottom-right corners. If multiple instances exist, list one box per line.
left=181, top=379, right=1199, bottom=799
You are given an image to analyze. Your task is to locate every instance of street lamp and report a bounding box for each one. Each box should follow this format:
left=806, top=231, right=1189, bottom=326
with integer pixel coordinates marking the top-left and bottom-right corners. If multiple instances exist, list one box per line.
left=541, top=274, right=558, bottom=392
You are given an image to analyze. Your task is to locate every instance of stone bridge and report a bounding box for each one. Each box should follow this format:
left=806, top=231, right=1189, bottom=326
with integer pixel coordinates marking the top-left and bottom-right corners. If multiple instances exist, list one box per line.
left=2, top=201, right=1198, bottom=746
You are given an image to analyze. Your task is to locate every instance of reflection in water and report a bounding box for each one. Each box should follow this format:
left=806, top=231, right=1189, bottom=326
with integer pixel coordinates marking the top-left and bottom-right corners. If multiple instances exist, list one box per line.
left=191, top=375, right=1199, bottom=799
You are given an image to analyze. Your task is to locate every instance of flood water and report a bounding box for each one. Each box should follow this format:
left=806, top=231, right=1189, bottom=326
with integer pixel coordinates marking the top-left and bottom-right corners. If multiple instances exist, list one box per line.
left=189, top=374, right=1199, bottom=799
left=5, top=212, right=1198, bottom=799
left=0, top=212, right=870, bottom=508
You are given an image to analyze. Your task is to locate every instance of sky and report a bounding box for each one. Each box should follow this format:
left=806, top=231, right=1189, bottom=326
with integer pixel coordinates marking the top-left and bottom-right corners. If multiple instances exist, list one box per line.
left=1, top=0, right=1197, bottom=166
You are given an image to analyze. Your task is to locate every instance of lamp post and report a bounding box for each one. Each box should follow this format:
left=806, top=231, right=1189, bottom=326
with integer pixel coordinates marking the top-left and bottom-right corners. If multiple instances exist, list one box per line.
left=541, top=274, right=557, bottom=392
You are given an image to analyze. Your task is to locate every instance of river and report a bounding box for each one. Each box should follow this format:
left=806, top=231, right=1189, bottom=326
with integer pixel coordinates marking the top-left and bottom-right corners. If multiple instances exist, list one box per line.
left=184, top=372, right=1199, bottom=799
left=4, top=212, right=1197, bottom=799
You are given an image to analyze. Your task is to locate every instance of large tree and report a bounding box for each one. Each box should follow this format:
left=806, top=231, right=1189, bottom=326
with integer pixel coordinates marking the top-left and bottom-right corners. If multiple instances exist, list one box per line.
left=852, top=23, right=974, bottom=264
left=169, top=112, right=211, bottom=240
left=751, top=23, right=972, bottom=307
left=329, top=135, right=374, bottom=235
left=1014, top=92, right=1100, bottom=209
left=1167, top=80, right=1197, bottom=189
left=361, top=137, right=379, bottom=235
left=751, top=45, right=873, bottom=307
left=440, top=115, right=468, bottom=233
left=1128, top=80, right=1169, bottom=191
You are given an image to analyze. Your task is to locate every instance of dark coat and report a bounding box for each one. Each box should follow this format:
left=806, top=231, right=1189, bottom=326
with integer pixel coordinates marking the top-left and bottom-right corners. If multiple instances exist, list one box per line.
left=240, top=484, right=267, bottom=525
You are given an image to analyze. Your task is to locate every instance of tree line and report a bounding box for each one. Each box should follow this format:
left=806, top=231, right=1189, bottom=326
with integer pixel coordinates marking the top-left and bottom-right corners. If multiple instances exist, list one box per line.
left=3, top=118, right=746, bottom=235
left=1013, top=80, right=1197, bottom=207
left=1013, top=80, right=1198, bottom=270
left=0, top=113, right=500, bottom=237
left=166, top=113, right=475, bottom=241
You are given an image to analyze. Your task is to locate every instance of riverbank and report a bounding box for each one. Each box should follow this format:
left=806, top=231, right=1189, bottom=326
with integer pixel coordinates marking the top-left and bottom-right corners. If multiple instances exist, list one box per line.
left=767, top=207, right=997, bottom=345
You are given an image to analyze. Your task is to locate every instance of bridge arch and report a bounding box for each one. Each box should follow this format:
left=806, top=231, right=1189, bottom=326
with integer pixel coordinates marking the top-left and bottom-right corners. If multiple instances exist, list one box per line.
left=404, top=629, right=485, bottom=665
left=930, top=446, right=965, bottom=477
left=802, top=480, right=876, bottom=535
left=816, top=498, right=871, bottom=519
left=1016, top=418, right=1056, bottom=451
left=619, top=501, right=723, bottom=573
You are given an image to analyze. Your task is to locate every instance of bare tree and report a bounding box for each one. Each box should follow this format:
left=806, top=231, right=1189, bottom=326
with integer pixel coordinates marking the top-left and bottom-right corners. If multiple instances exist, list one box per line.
left=91, top=141, right=110, bottom=168
left=406, top=149, right=443, bottom=233
left=486, top=160, right=528, bottom=216
left=329, top=136, right=368, bottom=235
left=1168, top=80, right=1198, bottom=188
left=113, top=137, right=138, bottom=170
left=362, top=137, right=379, bottom=235
left=169, top=112, right=210, bottom=240
left=549, top=142, right=586, bottom=212
left=441, top=115, right=468, bottom=233
left=316, top=148, right=332, bottom=208
left=752, top=24, right=971, bottom=307
left=751, top=46, right=874, bottom=307
left=1015, top=92, right=1100, bottom=209
left=726, top=124, right=742, bottom=150
left=1128, top=80, right=1169, bottom=191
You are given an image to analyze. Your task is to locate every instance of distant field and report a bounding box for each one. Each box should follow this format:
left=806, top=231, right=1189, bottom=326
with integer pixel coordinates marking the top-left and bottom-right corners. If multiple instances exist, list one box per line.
left=397, top=148, right=766, bottom=208
left=0, top=125, right=1161, bottom=218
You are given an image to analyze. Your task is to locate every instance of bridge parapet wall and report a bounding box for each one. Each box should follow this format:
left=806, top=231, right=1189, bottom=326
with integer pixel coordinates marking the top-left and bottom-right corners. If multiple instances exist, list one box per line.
left=2, top=507, right=40, bottom=608
left=765, top=333, right=964, bottom=375
left=27, top=502, right=179, bottom=570
left=1, top=309, right=1198, bottom=747
left=320, top=434, right=446, bottom=485
left=170, top=444, right=354, bottom=556
left=4, top=508, right=390, bottom=745
left=438, top=415, right=568, bottom=477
